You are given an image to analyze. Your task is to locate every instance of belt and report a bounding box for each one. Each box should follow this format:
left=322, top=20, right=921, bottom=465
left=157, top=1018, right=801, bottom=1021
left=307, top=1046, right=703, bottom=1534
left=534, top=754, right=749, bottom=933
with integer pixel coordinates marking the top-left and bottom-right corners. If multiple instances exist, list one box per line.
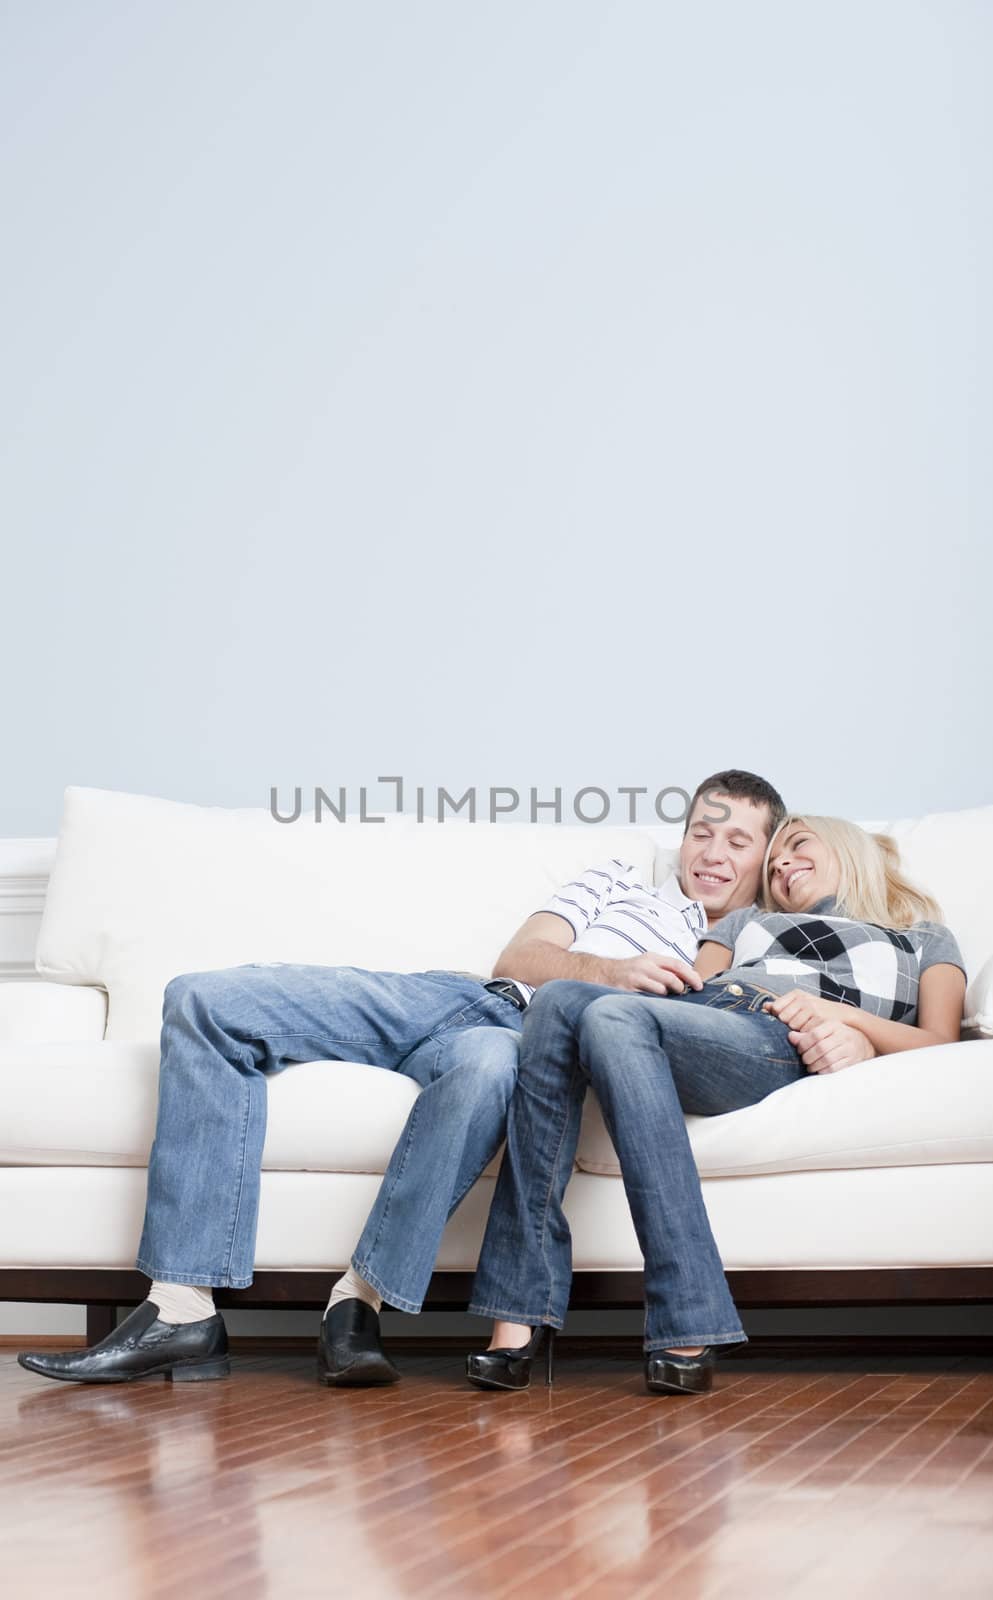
left=483, top=979, right=528, bottom=1012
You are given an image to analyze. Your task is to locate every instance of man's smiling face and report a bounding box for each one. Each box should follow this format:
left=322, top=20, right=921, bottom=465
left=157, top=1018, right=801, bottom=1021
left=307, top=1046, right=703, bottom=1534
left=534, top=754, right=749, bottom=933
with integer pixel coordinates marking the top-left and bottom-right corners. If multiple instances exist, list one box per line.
left=678, top=792, right=772, bottom=924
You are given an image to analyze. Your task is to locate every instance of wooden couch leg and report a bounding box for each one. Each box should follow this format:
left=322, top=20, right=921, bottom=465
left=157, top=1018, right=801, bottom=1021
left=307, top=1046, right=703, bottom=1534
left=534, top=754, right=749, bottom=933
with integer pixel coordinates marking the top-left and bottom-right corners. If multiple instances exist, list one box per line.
left=86, top=1305, right=116, bottom=1343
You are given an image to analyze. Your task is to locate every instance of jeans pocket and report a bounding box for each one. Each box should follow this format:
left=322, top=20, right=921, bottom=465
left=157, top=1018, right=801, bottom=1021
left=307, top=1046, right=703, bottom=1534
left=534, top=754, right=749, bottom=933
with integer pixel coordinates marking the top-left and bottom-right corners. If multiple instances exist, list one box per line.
left=435, top=996, right=511, bottom=1034
left=703, top=990, right=747, bottom=1012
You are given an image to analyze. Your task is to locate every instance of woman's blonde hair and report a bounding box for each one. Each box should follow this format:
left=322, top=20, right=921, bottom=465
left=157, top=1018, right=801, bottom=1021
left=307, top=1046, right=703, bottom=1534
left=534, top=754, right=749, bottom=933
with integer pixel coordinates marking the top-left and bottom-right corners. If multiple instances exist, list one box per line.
left=762, top=815, right=942, bottom=929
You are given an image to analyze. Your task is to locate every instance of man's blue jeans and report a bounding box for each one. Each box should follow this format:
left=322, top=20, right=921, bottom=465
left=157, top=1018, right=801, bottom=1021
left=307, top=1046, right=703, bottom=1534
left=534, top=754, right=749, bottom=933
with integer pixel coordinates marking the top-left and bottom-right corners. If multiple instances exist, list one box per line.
left=135, top=965, right=522, bottom=1309
left=468, top=979, right=803, bottom=1351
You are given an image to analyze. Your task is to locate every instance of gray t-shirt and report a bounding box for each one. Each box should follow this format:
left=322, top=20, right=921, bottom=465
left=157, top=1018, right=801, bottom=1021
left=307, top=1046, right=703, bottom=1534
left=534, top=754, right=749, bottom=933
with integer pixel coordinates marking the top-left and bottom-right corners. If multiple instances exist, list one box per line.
left=701, top=897, right=965, bottom=1024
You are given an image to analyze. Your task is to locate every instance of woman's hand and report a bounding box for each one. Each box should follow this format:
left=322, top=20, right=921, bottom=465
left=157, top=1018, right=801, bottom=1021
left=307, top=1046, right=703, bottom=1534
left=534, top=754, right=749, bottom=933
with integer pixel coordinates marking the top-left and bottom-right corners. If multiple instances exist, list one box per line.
left=788, top=1019, right=877, bottom=1074
left=763, top=989, right=848, bottom=1032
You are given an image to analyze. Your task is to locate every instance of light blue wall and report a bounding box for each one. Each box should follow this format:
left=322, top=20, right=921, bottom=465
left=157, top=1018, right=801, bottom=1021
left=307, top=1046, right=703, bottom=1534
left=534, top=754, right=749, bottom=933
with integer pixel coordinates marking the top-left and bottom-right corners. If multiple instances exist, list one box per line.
left=3, top=1, right=991, bottom=837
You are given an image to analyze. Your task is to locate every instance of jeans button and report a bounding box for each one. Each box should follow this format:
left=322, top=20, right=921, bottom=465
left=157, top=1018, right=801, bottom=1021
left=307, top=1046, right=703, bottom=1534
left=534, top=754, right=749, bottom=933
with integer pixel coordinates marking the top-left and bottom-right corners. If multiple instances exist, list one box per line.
left=726, top=984, right=743, bottom=996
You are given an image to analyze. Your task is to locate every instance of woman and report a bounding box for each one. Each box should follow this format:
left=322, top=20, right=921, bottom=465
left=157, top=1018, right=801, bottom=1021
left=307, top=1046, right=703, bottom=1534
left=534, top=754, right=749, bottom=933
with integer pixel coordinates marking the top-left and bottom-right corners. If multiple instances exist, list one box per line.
left=465, top=816, right=966, bottom=1395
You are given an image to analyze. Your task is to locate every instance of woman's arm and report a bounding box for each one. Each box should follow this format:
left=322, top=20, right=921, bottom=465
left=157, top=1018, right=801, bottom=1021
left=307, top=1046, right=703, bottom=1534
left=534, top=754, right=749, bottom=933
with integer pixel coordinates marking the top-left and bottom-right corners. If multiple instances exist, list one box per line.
left=838, top=964, right=965, bottom=1053
left=767, top=964, right=966, bottom=1057
left=694, top=942, right=732, bottom=980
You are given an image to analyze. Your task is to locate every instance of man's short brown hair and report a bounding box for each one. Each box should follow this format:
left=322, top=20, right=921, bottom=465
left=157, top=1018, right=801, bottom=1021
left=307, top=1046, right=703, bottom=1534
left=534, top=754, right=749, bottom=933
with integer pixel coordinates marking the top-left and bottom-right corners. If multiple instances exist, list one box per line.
left=685, top=770, right=786, bottom=840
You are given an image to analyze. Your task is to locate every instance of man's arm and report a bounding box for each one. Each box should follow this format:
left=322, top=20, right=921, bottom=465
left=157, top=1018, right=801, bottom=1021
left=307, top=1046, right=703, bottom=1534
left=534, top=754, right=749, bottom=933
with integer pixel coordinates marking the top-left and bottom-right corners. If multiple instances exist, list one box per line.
left=492, top=912, right=701, bottom=996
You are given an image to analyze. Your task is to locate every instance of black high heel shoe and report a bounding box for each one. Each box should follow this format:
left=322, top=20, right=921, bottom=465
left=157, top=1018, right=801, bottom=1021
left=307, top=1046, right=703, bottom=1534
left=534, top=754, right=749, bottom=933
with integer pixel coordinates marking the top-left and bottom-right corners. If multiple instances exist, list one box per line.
left=466, top=1326, right=556, bottom=1391
left=644, top=1345, right=716, bottom=1395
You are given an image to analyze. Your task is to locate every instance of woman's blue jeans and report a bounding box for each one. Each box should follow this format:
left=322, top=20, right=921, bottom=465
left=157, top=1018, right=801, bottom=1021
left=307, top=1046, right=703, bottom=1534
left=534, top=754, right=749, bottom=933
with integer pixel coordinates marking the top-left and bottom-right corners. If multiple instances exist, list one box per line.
left=468, top=979, right=803, bottom=1352
left=135, top=965, right=522, bottom=1307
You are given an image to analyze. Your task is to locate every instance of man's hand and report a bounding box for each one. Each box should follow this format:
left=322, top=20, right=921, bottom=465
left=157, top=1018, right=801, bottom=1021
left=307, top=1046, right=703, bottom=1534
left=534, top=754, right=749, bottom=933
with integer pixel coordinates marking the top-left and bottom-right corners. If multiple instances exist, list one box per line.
left=789, top=1019, right=876, bottom=1074
left=611, top=954, right=704, bottom=996
left=763, top=988, right=848, bottom=1032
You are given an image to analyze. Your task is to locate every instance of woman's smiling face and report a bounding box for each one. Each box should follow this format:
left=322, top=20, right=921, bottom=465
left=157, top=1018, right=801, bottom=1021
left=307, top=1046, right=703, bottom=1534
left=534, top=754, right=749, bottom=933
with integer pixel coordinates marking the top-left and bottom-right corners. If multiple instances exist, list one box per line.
left=767, top=822, right=841, bottom=912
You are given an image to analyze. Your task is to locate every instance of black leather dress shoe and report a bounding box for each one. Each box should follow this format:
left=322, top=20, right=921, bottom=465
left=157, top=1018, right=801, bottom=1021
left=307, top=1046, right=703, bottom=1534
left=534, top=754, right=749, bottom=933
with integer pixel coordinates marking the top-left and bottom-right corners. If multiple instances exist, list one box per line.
left=17, top=1301, right=230, bottom=1385
left=644, top=1346, right=716, bottom=1395
left=317, top=1299, right=400, bottom=1387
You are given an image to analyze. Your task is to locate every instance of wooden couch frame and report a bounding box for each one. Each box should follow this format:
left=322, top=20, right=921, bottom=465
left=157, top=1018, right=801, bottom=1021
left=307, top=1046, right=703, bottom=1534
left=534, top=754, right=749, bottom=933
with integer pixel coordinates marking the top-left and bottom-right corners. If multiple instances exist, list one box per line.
left=4, top=1266, right=991, bottom=1345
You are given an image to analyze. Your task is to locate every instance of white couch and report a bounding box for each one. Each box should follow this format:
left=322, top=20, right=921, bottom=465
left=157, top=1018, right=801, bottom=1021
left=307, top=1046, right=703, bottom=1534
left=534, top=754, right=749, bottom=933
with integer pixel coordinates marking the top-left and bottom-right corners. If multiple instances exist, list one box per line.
left=2, top=786, right=993, bottom=1327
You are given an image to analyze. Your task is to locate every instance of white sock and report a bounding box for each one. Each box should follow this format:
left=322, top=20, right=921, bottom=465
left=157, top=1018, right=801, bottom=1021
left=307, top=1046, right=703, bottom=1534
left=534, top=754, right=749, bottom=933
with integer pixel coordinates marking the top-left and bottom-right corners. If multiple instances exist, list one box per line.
left=148, top=1282, right=216, bottom=1325
left=326, top=1267, right=382, bottom=1317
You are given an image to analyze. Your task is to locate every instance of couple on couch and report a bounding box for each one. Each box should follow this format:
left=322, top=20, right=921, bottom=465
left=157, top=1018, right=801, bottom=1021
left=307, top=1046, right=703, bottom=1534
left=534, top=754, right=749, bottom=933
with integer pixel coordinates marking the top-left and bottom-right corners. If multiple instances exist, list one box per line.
left=19, top=769, right=966, bottom=1396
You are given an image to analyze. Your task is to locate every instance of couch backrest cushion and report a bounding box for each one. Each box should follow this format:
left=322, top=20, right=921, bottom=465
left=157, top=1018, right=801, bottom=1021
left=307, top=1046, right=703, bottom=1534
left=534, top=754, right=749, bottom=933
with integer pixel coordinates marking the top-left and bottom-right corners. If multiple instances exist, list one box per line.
left=35, top=787, right=993, bottom=1041
left=871, top=806, right=993, bottom=978
left=36, top=787, right=660, bottom=1040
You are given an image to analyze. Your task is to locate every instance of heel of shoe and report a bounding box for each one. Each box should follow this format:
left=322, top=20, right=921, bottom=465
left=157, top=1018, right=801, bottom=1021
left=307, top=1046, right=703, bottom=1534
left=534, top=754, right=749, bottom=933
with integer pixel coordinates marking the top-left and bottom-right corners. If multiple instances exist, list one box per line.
left=168, top=1356, right=231, bottom=1383
left=465, top=1325, right=555, bottom=1392
left=644, top=1347, right=715, bottom=1396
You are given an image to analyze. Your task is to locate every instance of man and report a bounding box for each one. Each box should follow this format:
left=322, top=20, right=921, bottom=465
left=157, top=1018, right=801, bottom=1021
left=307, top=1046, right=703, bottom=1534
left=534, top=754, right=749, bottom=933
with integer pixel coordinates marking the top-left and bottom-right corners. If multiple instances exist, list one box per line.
left=18, top=769, right=784, bottom=1387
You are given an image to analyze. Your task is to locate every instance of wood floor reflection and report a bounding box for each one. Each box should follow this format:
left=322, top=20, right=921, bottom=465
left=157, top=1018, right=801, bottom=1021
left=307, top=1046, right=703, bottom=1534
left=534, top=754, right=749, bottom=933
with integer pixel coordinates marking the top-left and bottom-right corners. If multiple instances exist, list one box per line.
left=4, top=1343, right=992, bottom=1598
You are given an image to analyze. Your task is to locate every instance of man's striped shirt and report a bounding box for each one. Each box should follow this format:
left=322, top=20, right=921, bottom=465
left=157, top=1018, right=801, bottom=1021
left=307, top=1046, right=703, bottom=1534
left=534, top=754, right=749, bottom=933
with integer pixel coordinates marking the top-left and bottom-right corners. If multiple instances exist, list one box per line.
left=510, top=860, right=706, bottom=1005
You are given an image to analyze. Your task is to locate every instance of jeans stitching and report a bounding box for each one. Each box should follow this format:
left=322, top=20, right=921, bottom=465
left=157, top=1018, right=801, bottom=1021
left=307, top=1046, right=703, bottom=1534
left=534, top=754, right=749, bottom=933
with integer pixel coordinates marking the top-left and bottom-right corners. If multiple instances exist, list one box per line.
left=448, top=1159, right=492, bottom=1216
left=363, top=1092, right=422, bottom=1257
left=351, top=1260, right=421, bottom=1315
left=359, top=1027, right=518, bottom=1310
left=689, top=994, right=799, bottom=1070
left=221, top=1073, right=256, bottom=1285
left=645, top=1333, right=747, bottom=1351
left=535, top=1056, right=585, bottom=1325
left=445, top=1052, right=517, bottom=1214
left=426, top=994, right=520, bottom=1043
left=135, top=1262, right=253, bottom=1289
left=246, top=1028, right=427, bottom=1050
left=467, top=1303, right=563, bottom=1328
left=228, top=970, right=491, bottom=1048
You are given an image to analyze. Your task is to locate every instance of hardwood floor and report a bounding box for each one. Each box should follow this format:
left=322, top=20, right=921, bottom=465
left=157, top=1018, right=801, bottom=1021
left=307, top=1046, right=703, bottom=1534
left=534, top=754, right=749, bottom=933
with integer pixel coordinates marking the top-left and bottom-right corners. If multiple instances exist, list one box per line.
left=3, top=1342, right=991, bottom=1598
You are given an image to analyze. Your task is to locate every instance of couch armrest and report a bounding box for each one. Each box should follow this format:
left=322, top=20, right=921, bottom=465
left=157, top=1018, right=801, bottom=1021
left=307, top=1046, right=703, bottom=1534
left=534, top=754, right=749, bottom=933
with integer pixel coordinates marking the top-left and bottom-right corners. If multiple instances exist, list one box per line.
left=0, top=982, right=107, bottom=1042
left=964, top=955, right=993, bottom=1039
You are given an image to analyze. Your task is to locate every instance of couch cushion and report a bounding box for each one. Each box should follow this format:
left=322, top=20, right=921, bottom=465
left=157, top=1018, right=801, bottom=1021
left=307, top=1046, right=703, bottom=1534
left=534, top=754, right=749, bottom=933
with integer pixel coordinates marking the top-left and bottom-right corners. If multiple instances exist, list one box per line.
left=576, top=1037, right=993, bottom=1175
left=0, top=982, right=107, bottom=1042
left=0, top=1043, right=419, bottom=1173
left=3, top=1164, right=991, bottom=1272
left=4, top=1036, right=992, bottom=1178
left=35, top=787, right=659, bottom=1041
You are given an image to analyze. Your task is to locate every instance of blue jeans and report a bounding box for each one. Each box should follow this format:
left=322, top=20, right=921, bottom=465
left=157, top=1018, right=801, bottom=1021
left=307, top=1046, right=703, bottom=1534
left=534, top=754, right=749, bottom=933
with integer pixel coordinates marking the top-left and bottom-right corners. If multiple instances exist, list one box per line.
left=135, top=965, right=522, bottom=1307
left=468, top=979, right=803, bottom=1351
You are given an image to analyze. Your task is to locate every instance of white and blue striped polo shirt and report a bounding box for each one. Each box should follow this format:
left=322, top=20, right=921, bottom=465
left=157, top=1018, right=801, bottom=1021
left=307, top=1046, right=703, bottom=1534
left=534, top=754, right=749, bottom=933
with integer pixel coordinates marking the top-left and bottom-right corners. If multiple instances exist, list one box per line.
left=511, top=860, right=707, bottom=1005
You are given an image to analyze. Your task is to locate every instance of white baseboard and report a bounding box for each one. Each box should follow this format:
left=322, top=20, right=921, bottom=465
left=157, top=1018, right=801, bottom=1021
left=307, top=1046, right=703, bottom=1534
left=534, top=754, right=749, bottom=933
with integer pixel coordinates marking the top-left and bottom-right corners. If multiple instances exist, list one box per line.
left=0, top=1302, right=85, bottom=1336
